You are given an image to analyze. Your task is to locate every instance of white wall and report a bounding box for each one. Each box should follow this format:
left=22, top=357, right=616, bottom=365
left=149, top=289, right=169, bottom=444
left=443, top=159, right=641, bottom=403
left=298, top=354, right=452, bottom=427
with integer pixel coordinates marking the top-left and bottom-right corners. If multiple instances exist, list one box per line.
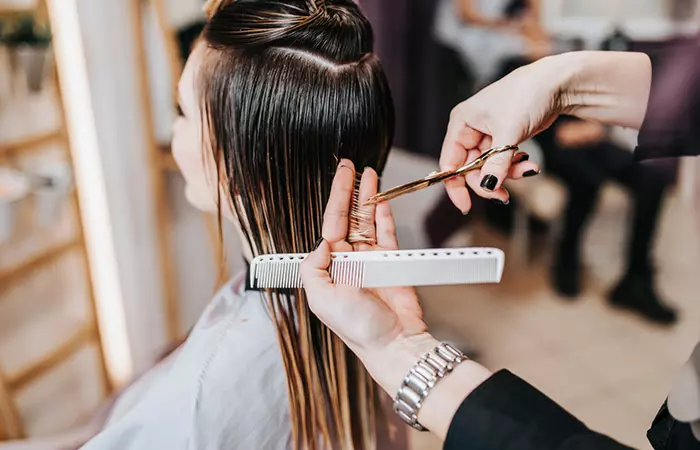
left=162, top=0, right=205, bottom=29
left=542, top=0, right=699, bottom=45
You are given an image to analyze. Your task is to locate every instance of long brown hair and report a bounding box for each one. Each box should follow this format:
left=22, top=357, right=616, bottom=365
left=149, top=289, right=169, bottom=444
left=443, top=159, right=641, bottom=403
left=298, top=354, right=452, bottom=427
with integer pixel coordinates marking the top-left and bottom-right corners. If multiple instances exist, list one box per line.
left=199, top=1, right=394, bottom=448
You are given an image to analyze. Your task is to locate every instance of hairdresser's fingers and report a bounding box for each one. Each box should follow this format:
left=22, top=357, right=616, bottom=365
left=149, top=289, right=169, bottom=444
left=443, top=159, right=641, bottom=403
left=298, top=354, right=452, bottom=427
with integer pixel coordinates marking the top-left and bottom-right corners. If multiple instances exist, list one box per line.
left=439, top=114, right=484, bottom=171
left=507, top=152, right=539, bottom=179
left=444, top=146, right=482, bottom=215
left=443, top=175, right=472, bottom=215
left=355, top=167, right=378, bottom=251
left=440, top=124, right=484, bottom=214
left=465, top=170, right=510, bottom=204
left=476, top=147, right=516, bottom=196
left=508, top=160, right=541, bottom=179
left=323, top=159, right=355, bottom=244
left=375, top=200, right=399, bottom=250
left=445, top=146, right=482, bottom=213
left=301, top=239, right=333, bottom=292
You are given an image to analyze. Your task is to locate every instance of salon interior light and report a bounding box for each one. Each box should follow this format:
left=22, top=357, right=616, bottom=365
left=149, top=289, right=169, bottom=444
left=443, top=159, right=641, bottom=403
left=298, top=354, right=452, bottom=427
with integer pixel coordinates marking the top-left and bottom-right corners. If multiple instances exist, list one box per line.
left=45, top=0, right=133, bottom=387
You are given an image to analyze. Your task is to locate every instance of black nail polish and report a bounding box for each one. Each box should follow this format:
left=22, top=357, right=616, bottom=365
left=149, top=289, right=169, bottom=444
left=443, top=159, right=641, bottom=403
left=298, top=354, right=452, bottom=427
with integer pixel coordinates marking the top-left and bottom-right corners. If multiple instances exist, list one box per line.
left=480, top=174, right=498, bottom=191
left=517, top=153, right=530, bottom=162
left=523, top=170, right=540, bottom=178
left=312, top=237, right=324, bottom=250
left=492, top=198, right=510, bottom=206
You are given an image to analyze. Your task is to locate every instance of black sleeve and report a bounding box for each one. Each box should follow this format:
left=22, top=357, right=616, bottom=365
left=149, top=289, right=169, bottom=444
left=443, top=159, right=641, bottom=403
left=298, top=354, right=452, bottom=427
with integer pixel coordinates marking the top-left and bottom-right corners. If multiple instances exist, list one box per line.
left=444, top=370, right=632, bottom=450
left=635, top=38, right=700, bottom=162
left=647, top=401, right=700, bottom=450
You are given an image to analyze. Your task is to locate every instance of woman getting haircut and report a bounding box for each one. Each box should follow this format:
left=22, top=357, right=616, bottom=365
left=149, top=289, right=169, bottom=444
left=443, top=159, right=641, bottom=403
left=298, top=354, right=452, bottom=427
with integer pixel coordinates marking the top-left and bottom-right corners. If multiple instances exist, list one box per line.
left=81, top=1, right=396, bottom=449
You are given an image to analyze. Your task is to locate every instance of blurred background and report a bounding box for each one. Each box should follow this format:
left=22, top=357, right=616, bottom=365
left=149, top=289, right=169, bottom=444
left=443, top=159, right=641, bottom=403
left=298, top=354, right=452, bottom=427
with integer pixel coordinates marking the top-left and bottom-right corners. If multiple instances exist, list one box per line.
left=0, top=0, right=699, bottom=449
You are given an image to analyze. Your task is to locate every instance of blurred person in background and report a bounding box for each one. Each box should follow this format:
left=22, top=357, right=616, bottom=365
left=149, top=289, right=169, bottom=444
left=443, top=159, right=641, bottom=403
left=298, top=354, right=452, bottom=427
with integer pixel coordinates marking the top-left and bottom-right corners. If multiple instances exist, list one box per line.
left=434, top=0, right=551, bottom=89
left=498, top=55, right=676, bottom=325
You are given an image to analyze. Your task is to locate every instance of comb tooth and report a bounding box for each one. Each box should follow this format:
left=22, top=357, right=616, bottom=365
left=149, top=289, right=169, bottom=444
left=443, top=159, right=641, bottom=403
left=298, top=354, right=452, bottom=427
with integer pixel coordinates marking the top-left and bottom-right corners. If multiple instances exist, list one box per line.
left=352, top=261, right=359, bottom=287
left=277, top=262, right=281, bottom=289
left=359, top=261, right=364, bottom=287
left=338, top=261, right=345, bottom=285
left=281, top=262, right=286, bottom=288
left=354, top=261, right=360, bottom=287
left=294, top=261, right=300, bottom=288
left=289, top=261, right=294, bottom=288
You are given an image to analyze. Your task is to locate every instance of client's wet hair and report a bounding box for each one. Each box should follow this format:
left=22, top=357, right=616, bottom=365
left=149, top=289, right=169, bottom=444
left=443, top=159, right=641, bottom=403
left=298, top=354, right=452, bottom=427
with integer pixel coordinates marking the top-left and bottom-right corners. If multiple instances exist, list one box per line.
left=200, top=1, right=394, bottom=448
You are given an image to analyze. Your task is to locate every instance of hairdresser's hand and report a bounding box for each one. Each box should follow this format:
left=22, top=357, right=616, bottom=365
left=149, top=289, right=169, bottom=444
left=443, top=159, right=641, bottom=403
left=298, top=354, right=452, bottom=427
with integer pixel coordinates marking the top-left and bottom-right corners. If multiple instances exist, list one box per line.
left=442, top=51, right=653, bottom=213
left=301, top=160, right=493, bottom=439
left=301, top=160, right=427, bottom=356
left=440, top=60, right=555, bottom=212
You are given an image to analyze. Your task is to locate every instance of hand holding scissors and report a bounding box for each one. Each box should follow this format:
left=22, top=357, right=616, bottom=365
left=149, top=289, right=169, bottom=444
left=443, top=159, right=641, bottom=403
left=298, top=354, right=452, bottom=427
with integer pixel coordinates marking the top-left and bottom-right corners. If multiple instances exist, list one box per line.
left=365, top=144, right=538, bottom=207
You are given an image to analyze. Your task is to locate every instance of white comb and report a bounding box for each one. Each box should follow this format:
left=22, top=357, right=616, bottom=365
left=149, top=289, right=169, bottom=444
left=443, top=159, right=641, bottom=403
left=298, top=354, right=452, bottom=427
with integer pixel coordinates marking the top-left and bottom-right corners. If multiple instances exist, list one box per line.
left=249, top=247, right=504, bottom=289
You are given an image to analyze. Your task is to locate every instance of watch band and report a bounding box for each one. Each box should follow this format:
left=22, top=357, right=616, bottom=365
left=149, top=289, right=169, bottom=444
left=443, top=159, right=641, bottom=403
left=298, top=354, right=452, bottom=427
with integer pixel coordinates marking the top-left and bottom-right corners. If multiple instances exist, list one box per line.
left=393, top=342, right=466, bottom=431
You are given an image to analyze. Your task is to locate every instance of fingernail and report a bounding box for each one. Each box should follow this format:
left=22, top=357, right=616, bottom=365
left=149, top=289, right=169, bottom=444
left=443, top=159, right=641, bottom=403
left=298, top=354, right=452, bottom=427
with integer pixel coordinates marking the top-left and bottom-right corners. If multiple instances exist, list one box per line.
left=523, top=170, right=540, bottom=178
left=462, top=210, right=470, bottom=216
left=516, top=153, right=530, bottom=162
left=480, top=174, right=498, bottom=191
left=492, top=198, right=510, bottom=206
left=312, top=237, right=324, bottom=250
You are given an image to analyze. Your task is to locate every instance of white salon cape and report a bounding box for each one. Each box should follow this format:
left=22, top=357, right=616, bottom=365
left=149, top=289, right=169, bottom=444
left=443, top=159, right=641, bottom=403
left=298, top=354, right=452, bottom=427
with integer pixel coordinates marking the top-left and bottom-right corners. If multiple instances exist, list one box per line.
left=81, top=273, right=292, bottom=450
left=434, top=0, right=528, bottom=87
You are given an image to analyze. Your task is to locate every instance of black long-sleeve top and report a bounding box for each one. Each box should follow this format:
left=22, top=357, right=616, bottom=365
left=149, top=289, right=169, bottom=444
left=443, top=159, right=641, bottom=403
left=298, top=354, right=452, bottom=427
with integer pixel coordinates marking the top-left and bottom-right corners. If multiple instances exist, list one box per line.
left=443, top=43, right=700, bottom=450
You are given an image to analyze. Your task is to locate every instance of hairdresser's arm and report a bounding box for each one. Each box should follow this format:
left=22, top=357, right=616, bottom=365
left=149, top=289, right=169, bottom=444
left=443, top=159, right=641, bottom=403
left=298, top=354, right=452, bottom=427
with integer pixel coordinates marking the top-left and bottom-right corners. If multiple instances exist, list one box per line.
left=442, top=51, right=652, bottom=211
left=301, top=160, right=630, bottom=449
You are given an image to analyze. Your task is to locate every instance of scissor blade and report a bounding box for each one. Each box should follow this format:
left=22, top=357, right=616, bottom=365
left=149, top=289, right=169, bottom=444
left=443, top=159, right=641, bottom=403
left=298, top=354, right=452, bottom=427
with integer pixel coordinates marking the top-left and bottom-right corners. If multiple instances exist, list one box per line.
left=363, top=179, right=432, bottom=205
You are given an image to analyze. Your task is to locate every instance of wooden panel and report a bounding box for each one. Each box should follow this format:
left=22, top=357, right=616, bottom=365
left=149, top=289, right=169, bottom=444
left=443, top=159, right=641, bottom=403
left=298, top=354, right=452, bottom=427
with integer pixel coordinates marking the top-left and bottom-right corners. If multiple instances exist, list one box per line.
left=6, top=324, right=94, bottom=392
left=0, top=239, right=79, bottom=294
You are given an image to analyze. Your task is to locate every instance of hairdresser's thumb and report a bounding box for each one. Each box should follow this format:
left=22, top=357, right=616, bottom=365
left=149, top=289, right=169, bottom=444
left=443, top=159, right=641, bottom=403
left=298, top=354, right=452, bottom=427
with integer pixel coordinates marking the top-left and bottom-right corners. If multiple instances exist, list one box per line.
left=301, top=239, right=333, bottom=292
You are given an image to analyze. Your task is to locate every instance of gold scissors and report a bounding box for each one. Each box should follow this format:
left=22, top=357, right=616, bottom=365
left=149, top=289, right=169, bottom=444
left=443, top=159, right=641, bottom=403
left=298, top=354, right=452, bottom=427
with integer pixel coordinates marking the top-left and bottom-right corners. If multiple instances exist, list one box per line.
left=364, top=144, right=518, bottom=206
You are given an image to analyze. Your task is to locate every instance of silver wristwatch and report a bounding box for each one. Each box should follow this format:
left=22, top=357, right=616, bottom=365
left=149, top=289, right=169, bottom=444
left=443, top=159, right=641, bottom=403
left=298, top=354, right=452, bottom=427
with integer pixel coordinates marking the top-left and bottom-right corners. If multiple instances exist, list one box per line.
left=393, top=342, right=466, bottom=431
